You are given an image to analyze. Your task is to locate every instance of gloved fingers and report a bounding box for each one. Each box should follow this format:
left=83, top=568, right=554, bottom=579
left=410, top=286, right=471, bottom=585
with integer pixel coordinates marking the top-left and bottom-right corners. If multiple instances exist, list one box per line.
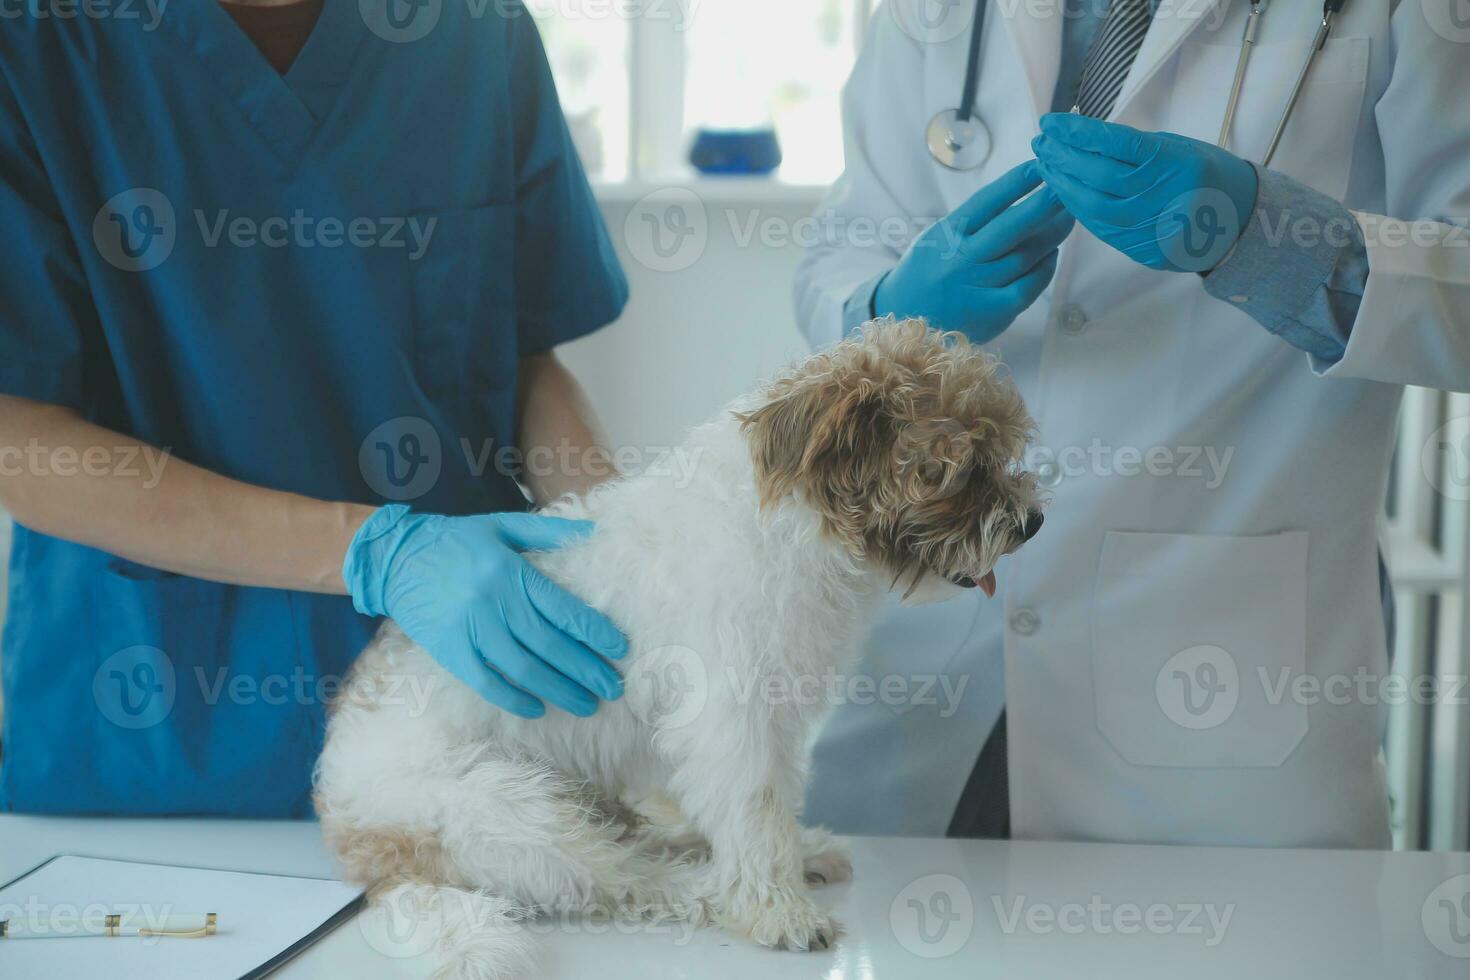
left=517, top=561, right=629, bottom=661
left=1036, top=161, right=1135, bottom=228
left=493, top=513, right=597, bottom=554
left=506, top=606, right=623, bottom=708
left=442, top=639, right=548, bottom=718
left=1019, top=204, right=1079, bottom=253
left=1039, top=113, right=1158, bottom=165
left=972, top=211, right=1076, bottom=288
left=484, top=627, right=606, bottom=716
left=995, top=249, right=1060, bottom=312
left=961, top=185, right=1070, bottom=263
left=1031, top=135, right=1147, bottom=199
left=946, top=160, right=1046, bottom=237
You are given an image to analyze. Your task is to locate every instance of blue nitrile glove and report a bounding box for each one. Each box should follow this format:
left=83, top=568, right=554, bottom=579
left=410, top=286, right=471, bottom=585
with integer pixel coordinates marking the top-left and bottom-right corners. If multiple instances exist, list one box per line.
left=342, top=505, right=627, bottom=719
left=873, top=160, right=1075, bottom=344
left=1032, top=113, right=1259, bottom=274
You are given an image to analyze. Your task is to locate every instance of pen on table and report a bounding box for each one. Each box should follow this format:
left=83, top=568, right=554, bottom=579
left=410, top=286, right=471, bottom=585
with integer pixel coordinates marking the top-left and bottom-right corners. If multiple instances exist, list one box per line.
left=0, top=913, right=217, bottom=939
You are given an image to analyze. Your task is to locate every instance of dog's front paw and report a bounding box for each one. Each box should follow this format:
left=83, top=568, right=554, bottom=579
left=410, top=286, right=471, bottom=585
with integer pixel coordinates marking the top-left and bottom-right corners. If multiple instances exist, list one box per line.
left=729, top=894, right=840, bottom=952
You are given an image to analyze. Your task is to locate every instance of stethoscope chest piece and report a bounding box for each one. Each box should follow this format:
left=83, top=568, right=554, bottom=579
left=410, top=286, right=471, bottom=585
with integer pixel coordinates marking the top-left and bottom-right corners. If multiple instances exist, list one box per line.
left=927, top=108, right=992, bottom=171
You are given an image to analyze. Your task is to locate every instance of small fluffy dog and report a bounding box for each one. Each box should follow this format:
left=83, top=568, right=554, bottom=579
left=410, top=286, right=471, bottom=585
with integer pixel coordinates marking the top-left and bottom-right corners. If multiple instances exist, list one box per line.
left=314, top=319, right=1043, bottom=979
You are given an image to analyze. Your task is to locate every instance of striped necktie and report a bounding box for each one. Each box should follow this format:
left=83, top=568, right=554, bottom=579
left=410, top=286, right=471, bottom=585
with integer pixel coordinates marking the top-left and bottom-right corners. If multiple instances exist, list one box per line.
left=1074, top=0, right=1157, bottom=119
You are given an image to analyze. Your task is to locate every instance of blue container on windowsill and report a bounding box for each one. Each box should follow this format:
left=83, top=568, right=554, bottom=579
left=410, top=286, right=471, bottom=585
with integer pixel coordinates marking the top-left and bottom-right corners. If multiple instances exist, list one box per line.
left=688, top=127, right=783, bottom=176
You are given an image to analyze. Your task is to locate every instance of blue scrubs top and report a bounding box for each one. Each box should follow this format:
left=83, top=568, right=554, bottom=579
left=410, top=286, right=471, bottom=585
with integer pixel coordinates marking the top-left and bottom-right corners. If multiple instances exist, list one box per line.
left=0, top=0, right=627, bottom=816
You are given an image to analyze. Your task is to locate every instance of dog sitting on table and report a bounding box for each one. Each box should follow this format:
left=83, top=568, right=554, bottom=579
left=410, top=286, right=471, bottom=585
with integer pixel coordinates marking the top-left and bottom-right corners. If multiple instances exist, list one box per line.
left=314, top=317, right=1044, bottom=979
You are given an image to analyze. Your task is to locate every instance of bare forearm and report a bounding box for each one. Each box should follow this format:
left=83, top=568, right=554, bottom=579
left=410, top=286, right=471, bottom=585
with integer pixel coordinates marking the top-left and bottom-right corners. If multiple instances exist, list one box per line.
left=0, top=395, right=372, bottom=593
left=516, top=351, right=615, bottom=503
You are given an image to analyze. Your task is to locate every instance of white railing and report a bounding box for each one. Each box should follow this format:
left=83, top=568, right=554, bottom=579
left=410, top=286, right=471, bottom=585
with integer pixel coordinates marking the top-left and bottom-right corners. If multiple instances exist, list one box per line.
left=1386, top=388, right=1470, bottom=851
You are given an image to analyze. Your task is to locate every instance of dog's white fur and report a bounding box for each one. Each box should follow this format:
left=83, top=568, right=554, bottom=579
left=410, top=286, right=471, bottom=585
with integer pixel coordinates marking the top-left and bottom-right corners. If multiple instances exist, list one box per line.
left=315, top=320, right=1038, bottom=979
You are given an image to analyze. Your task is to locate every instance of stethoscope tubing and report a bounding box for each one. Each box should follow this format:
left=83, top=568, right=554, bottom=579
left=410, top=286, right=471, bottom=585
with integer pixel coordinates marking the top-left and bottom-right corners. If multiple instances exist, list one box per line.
left=1262, top=5, right=1341, bottom=167
left=956, top=0, right=987, bottom=123
left=935, top=0, right=1350, bottom=172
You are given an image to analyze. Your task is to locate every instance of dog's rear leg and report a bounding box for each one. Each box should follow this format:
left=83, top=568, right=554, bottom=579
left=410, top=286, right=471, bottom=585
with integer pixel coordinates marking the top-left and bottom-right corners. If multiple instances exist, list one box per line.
left=437, top=754, right=711, bottom=927
left=366, top=882, right=531, bottom=980
left=800, top=825, right=853, bottom=886
left=321, top=752, right=638, bottom=978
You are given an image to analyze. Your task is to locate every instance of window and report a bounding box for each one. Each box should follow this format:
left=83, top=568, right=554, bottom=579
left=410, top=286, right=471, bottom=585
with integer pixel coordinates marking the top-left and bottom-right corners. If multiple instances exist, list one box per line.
left=529, top=1, right=633, bottom=181
left=531, top=0, right=872, bottom=185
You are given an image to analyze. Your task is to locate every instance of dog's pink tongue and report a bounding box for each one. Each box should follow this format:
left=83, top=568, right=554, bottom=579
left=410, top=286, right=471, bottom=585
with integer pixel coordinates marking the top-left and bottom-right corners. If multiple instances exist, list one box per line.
left=979, top=571, right=997, bottom=598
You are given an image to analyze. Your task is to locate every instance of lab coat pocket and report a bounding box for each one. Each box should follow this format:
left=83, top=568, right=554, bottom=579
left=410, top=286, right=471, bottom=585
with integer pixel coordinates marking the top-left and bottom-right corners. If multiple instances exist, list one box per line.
left=406, top=202, right=518, bottom=405
left=1091, top=530, right=1309, bottom=768
left=1166, top=37, right=1369, bottom=200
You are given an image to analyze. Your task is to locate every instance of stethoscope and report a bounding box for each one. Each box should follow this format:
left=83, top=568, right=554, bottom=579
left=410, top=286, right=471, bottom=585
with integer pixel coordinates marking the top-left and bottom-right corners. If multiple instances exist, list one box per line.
left=926, top=0, right=1350, bottom=172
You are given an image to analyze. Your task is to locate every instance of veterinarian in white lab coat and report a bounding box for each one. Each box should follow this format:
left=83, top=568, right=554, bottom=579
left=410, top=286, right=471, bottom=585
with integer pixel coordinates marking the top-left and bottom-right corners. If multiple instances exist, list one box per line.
left=796, top=0, right=1470, bottom=847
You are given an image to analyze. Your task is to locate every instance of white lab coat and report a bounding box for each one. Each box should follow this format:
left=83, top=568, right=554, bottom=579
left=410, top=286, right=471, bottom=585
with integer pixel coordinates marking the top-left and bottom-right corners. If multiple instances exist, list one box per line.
left=797, top=0, right=1470, bottom=847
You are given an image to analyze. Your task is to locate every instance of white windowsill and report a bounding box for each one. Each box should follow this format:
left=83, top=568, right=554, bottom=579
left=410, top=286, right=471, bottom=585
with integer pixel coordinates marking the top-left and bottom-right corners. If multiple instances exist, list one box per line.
left=591, top=175, right=830, bottom=208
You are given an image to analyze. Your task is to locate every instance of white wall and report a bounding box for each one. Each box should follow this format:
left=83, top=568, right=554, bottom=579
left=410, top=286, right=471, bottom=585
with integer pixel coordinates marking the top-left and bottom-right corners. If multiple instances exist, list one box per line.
left=562, top=188, right=822, bottom=449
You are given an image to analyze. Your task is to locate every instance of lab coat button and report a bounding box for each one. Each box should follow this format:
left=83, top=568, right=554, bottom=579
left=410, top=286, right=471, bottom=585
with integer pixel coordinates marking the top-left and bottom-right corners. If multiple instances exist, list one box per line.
left=1036, top=461, right=1062, bottom=488
left=1059, top=304, right=1088, bottom=335
left=1010, top=608, right=1041, bottom=636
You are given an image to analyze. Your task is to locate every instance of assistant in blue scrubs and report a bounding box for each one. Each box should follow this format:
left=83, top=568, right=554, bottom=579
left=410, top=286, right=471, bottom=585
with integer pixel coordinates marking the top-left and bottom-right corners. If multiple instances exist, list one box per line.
left=0, top=0, right=627, bottom=816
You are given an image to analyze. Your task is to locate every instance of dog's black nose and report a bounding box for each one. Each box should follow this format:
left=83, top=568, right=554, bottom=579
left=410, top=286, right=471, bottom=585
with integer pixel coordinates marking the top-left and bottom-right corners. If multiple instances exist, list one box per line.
left=1021, top=510, right=1044, bottom=543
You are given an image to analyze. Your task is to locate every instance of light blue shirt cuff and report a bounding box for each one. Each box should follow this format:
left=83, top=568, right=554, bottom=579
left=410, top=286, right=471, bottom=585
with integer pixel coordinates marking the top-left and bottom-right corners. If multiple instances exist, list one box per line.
left=1202, top=166, right=1369, bottom=367
left=844, top=270, right=890, bottom=336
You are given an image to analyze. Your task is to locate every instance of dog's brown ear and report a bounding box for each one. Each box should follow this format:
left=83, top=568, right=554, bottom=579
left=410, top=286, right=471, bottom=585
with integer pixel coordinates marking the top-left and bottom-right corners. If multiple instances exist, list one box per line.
left=737, top=378, right=890, bottom=510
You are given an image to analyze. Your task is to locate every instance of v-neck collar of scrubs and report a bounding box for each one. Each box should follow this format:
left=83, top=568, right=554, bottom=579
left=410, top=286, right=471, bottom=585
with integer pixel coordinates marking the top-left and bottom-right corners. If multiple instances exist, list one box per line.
left=159, top=0, right=368, bottom=161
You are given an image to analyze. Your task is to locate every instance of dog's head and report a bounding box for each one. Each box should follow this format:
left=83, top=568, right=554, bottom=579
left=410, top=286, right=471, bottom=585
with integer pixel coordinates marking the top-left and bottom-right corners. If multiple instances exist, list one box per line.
left=738, top=317, right=1042, bottom=602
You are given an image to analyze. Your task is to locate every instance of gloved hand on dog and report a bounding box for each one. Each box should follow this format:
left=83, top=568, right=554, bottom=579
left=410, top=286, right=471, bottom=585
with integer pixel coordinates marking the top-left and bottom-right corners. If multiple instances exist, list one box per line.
left=873, top=160, right=1075, bottom=344
left=342, top=505, right=627, bottom=718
